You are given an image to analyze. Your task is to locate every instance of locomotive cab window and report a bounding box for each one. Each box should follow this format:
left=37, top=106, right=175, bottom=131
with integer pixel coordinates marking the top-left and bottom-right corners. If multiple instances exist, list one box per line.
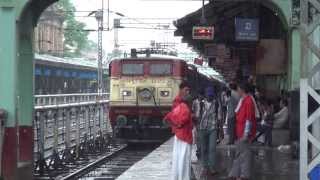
left=122, top=63, right=144, bottom=75
left=150, top=64, right=172, bottom=75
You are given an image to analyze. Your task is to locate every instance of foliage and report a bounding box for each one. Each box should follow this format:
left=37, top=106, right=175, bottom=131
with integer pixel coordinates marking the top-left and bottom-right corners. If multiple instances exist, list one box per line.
left=56, top=0, right=91, bottom=57
left=84, top=40, right=98, bottom=52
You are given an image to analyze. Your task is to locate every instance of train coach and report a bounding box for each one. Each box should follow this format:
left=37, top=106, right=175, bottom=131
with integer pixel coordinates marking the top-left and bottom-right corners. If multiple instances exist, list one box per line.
left=109, top=52, right=225, bottom=142
left=34, top=54, right=109, bottom=95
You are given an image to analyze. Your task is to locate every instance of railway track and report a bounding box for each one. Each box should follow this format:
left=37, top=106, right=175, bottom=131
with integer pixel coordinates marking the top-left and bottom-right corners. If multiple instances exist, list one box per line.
left=34, top=143, right=160, bottom=180
left=34, top=142, right=127, bottom=180
left=76, top=143, right=160, bottom=180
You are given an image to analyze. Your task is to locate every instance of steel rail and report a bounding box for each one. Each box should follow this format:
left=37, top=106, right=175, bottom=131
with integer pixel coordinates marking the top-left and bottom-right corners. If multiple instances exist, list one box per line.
left=60, top=144, right=127, bottom=180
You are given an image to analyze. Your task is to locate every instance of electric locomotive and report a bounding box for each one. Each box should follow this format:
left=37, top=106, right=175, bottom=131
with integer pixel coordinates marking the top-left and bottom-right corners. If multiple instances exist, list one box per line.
left=109, top=49, right=225, bottom=142
left=109, top=52, right=186, bottom=142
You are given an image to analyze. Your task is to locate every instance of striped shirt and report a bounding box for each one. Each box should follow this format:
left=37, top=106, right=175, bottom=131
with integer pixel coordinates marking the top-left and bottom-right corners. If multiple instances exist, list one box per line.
left=199, top=99, right=219, bottom=130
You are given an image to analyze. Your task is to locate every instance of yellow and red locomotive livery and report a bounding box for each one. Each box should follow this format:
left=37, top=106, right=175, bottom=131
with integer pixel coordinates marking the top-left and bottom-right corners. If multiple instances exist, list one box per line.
left=109, top=54, right=225, bottom=142
left=109, top=56, right=187, bottom=142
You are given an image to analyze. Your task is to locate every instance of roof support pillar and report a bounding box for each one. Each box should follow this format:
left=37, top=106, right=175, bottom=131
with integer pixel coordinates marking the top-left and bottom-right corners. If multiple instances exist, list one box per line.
left=288, top=28, right=301, bottom=90
left=0, top=0, right=68, bottom=179
left=0, top=6, right=19, bottom=180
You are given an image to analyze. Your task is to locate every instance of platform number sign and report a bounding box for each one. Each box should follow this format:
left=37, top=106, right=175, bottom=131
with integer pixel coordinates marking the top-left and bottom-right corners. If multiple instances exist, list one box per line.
left=192, top=26, right=214, bottom=40
left=235, top=18, right=259, bottom=41
left=0, top=0, right=15, bottom=7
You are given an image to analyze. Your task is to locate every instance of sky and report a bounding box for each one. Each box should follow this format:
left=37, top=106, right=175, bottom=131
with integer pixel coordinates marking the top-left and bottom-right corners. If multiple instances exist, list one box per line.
left=70, top=0, right=204, bottom=56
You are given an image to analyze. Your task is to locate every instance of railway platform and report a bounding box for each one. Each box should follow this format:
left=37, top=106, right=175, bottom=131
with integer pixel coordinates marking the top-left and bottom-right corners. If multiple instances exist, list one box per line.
left=116, top=138, right=173, bottom=180
left=117, top=137, right=298, bottom=180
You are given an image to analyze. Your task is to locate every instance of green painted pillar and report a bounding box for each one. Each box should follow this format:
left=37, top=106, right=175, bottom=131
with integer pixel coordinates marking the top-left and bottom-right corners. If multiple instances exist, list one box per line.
left=0, top=6, right=19, bottom=180
left=15, top=8, right=34, bottom=180
left=0, top=7, right=17, bottom=127
left=0, top=4, right=34, bottom=180
left=0, top=0, right=57, bottom=179
left=289, top=28, right=301, bottom=90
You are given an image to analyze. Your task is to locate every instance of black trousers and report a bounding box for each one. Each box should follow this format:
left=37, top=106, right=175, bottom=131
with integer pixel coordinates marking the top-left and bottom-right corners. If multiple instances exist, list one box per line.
left=257, top=124, right=272, bottom=146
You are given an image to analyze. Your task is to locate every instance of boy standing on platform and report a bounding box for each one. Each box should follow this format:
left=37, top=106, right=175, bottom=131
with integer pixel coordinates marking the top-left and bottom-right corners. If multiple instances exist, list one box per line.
left=199, top=87, right=220, bottom=176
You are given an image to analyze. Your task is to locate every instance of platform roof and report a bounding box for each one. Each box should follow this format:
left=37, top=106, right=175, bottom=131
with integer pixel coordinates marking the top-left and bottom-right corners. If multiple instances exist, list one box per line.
left=188, top=62, right=225, bottom=83
left=35, top=54, right=108, bottom=69
left=174, top=1, right=286, bottom=54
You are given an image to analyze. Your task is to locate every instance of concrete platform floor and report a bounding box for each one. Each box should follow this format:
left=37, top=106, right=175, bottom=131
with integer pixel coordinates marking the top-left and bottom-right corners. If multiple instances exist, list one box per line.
left=116, top=138, right=173, bottom=180
left=192, top=145, right=299, bottom=180
left=117, top=137, right=299, bottom=180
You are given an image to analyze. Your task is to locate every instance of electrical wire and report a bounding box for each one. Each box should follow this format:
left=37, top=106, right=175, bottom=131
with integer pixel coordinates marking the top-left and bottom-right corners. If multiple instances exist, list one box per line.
left=119, top=26, right=176, bottom=30
left=141, top=0, right=209, bottom=1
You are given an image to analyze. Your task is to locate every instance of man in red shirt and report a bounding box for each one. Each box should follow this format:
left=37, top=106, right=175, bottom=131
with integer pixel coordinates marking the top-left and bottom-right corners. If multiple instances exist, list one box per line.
left=229, top=82, right=257, bottom=180
left=165, top=94, right=193, bottom=180
left=235, top=85, right=257, bottom=141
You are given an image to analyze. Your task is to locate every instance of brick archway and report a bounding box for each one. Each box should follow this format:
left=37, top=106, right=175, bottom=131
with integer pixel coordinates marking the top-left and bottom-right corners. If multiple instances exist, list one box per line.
left=19, top=0, right=58, bottom=25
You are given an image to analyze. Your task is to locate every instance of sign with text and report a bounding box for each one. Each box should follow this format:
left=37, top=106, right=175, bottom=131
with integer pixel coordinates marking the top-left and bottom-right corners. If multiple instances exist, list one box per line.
left=0, top=0, right=14, bottom=7
left=235, top=18, right=259, bottom=41
left=192, top=26, right=214, bottom=40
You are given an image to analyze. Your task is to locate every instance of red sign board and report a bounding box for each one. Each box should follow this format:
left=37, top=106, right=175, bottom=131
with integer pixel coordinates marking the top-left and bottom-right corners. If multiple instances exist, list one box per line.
left=194, top=58, right=204, bottom=65
left=192, top=26, right=214, bottom=40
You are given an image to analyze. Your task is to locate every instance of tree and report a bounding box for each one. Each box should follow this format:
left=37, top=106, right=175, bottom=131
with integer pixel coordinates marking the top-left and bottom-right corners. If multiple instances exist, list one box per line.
left=83, top=40, right=98, bottom=52
left=56, top=0, right=90, bottom=57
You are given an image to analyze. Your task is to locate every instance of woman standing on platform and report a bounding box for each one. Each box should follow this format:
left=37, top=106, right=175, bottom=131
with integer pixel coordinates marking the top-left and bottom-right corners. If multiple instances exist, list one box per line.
left=164, top=94, right=194, bottom=180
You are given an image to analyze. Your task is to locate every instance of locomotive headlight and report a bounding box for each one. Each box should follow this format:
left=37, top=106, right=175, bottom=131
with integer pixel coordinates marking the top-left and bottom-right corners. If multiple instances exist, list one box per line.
left=122, top=90, right=132, bottom=96
left=160, top=91, right=170, bottom=97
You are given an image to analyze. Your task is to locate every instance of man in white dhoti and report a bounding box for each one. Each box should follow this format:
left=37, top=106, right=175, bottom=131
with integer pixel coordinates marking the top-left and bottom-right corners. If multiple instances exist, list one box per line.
left=165, top=94, right=193, bottom=180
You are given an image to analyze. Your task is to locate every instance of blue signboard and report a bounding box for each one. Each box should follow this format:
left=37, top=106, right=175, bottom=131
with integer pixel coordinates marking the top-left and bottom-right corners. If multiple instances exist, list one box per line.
left=235, top=18, right=259, bottom=41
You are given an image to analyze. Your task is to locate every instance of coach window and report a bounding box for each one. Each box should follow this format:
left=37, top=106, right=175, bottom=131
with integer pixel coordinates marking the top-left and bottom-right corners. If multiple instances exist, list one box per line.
left=150, top=64, right=172, bottom=75
left=122, top=63, right=144, bottom=75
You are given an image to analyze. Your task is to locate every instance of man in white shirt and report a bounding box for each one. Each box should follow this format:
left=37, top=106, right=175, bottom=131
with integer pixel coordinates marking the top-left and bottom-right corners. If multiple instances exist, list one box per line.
left=273, top=99, right=289, bottom=129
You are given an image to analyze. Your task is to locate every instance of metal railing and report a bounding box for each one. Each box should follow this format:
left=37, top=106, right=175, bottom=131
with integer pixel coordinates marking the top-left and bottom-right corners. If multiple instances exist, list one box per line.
left=33, top=93, right=112, bottom=174
left=34, top=93, right=109, bottom=109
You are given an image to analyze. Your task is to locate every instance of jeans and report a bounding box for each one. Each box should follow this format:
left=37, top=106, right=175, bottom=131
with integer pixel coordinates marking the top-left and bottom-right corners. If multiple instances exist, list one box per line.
left=199, top=129, right=217, bottom=169
left=227, top=117, right=235, bottom=144
left=229, top=140, right=252, bottom=178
